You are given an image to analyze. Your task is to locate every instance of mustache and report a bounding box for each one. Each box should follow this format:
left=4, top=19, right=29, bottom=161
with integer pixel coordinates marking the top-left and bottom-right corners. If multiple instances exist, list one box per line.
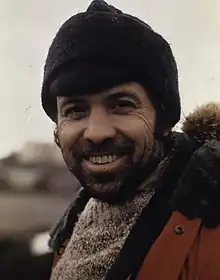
left=72, top=135, right=135, bottom=159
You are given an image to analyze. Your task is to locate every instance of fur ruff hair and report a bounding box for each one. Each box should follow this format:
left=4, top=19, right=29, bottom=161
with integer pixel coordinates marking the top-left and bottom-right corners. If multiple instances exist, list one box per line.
left=171, top=102, right=220, bottom=228
left=182, top=102, right=220, bottom=142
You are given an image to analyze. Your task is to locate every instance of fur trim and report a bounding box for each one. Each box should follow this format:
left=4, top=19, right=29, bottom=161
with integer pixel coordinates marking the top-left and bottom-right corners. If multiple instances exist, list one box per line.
left=171, top=140, right=220, bottom=227
left=171, top=103, right=220, bottom=227
left=182, top=102, right=220, bottom=143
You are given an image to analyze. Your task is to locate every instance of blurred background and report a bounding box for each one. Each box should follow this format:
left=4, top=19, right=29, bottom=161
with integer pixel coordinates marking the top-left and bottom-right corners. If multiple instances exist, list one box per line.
left=1, top=0, right=220, bottom=279
left=0, top=142, right=80, bottom=279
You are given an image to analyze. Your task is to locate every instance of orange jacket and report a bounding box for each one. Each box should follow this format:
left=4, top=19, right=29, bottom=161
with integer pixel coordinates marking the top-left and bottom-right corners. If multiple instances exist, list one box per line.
left=137, top=211, right=220, bottom=280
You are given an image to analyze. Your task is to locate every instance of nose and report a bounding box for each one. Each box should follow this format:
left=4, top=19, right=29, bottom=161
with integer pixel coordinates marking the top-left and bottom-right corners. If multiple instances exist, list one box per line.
left=84, top=108, right=116, bottom=144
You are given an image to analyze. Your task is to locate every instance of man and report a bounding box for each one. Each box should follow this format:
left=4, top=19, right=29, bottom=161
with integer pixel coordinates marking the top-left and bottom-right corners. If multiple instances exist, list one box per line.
left=41, top=0, right=220, bottom=279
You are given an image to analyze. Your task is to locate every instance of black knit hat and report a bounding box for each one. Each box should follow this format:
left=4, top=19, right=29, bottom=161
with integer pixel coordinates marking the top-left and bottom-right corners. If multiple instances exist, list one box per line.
left=41, top=0, right=181, bottom=127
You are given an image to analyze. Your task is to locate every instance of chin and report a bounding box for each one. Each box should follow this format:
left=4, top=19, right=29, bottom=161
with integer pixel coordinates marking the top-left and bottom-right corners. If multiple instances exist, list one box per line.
left=82, top=180, right=122, bottom=203
left=82, top=174, right=143, bottom=205
left=70, top=161, right=147, bottom=204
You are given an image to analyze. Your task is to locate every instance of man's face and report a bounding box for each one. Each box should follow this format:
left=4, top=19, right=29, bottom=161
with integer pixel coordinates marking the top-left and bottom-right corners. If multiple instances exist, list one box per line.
left=56, top=82, right=156, bottom=202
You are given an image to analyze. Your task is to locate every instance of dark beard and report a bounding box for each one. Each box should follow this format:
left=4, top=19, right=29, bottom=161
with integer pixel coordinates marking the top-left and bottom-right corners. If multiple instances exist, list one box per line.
left=64, top=135, right=164, bottom=204
left=69, top=143, right=163, bottom=205
left=74, top=161, right=146, bottom=204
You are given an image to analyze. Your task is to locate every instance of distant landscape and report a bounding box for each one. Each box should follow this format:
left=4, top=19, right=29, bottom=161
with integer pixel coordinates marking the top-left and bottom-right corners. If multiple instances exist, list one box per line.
left=0, top=142, right=79, bottom=236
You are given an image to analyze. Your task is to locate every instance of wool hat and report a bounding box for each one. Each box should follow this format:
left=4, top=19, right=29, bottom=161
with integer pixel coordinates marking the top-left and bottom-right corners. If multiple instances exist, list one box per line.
left=41, top=0, right=181, bottom=127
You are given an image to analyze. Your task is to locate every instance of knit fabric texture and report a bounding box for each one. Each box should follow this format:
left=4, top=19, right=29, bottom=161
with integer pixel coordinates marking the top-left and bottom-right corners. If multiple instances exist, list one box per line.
left=50, top=189, right=154, bottom=280
left=41, top=0, right=180, bottom=127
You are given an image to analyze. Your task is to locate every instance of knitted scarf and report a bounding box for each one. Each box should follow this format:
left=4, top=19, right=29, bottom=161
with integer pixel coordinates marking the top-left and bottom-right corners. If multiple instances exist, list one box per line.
left=50, top=188, right=155, bottom=280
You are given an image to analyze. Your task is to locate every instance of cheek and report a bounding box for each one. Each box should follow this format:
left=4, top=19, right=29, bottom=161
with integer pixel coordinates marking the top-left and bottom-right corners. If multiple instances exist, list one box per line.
left=57, top=119, right=84, bottom=159
left=115, top=111, right=155, bottom=156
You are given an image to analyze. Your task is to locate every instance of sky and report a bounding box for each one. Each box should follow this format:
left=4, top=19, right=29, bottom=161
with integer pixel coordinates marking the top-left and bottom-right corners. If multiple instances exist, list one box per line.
left=0, top=0, right=220, bottom=157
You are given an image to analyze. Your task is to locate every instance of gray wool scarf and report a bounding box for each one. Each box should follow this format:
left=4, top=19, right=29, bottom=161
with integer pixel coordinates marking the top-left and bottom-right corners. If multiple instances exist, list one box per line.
left=50, top=188, right=155, bottom=280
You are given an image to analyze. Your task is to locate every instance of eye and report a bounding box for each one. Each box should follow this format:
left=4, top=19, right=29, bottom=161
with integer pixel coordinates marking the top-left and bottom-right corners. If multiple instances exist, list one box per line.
left=111, top=99, right=136, bottom=114
left=63, top=104, right=89, bottom=120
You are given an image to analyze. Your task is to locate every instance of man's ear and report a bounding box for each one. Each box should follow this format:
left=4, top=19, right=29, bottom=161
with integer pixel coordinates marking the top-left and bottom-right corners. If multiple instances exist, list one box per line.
left=54, top=126, right=61, bottom=148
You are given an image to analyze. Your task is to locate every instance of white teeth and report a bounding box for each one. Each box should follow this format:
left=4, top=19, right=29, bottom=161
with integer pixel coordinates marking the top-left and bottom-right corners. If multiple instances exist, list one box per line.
left=88, top=154, right=118, bottom=164
left=108, top=155, right=113, bottom=163
left=97, top=156, right=102, bottom=164
left=103, top=155, right=108, bottom=162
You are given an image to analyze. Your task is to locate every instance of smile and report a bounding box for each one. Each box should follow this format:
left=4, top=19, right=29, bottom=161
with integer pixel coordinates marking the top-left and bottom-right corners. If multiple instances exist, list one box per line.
left=88, top=154, right=118, bottom=164
left=82, top=154, right=129, bottom=174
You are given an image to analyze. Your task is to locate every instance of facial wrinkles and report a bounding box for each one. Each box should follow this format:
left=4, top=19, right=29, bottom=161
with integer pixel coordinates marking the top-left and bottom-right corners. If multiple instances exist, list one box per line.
left=129, top=106, right=155, bottom=162
left=57, top=118, right=72, bottom=149
left=58, top=118, right=71, bottom=135
left=57, top=119, right=82, bottom=166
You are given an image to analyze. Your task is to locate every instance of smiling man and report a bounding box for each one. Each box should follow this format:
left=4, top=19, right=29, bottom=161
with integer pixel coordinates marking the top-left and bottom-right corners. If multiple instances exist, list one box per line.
left=56, top=82, right=158, bottom=203
left=41, top=1, right=220, bottom=279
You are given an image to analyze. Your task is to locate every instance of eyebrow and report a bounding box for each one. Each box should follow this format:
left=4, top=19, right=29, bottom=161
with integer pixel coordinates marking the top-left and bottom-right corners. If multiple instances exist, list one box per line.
left=59, top=90, right=141, bottom=108
left=106, top=91, right=141, bottom=104
left=59, top=97, right=86, bottom=108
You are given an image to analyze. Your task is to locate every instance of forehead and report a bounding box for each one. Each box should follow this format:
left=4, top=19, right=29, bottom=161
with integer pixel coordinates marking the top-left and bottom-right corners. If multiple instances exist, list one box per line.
left=57, top=82, right=149, bottom=105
